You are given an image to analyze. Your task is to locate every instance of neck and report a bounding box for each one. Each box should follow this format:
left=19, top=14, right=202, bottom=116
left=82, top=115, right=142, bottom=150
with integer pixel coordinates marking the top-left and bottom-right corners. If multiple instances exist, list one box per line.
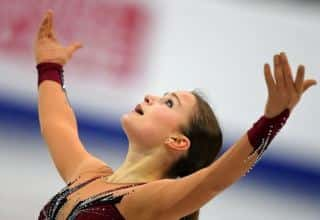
left=106, top=144, right=173, bottom=183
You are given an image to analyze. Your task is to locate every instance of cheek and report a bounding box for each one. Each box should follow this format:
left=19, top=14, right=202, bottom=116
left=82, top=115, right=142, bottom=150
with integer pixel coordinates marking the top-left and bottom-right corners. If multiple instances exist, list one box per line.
left=120, top=108, right=182, bottom=146
left=120, top=112, right=171, bottom=146
left=140, top=110, right=179, bottom=144
left=149, top=108, right=180, bottom=129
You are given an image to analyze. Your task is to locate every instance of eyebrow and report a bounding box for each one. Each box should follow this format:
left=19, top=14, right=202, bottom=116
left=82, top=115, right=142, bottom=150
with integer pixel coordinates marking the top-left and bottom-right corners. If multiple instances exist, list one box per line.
left=163, top=92, right=182, bottom=106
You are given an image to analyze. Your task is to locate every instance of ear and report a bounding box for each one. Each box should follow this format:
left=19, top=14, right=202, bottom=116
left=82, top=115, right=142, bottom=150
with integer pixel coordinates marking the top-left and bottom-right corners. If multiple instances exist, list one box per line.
left=165, top=135, right=190, bottom=152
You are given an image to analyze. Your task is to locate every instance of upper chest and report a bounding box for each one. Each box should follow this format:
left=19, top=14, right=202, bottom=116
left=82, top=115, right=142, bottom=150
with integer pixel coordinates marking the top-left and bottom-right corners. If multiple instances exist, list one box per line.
left=55, top=175, right=146, bottom=220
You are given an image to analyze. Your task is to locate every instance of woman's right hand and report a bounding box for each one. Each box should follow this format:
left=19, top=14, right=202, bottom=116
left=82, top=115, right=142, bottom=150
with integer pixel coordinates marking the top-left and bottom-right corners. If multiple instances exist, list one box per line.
left=34, top=10, right=82, bottom=65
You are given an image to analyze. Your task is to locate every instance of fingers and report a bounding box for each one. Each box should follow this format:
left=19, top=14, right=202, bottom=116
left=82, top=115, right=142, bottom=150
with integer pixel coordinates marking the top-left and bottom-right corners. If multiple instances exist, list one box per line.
left=274, top=54, right=286, bottom=91
left=47, top=10, right=57, bottom=41
left=270, top=52, right=317, bottom=100
left=280, top=52, right=292, bottom=76
left=264, top=63, right=276, bottom=93
left=294, top=65, right=305, bottom=93
left=37, top=10, right=56, bottom=41
left=280, top=52, right=296, bottom=95
left=302, top=79, right=317, bottom=93
left=67, top=42, right=83, bottom=57
left=37, top=11, right=51, bottom=40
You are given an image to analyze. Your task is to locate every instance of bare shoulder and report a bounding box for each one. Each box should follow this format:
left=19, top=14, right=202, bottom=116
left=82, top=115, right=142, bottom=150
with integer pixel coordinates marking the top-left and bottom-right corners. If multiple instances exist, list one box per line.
left=119, top=171, right=218, bottom=219
left=67, top=156, right=114, bottom=185
left=118, top=179, right=176, bottom=219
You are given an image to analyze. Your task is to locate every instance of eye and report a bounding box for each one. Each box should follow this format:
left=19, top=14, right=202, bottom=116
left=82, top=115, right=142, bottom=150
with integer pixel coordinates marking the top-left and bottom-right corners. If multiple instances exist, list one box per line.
left=164, top=98, right=174, bottom=108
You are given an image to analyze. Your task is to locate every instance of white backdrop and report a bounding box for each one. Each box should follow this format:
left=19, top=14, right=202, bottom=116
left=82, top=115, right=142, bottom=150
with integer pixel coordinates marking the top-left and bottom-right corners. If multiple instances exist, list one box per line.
left=0, top=0, right=318, bottom=165
left=0, top=1, right=319, bottom=219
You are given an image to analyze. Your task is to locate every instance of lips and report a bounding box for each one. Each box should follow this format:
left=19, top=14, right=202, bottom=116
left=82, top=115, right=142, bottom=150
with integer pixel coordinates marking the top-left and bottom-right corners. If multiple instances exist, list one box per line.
left=134, top=104, right=144, bottom=115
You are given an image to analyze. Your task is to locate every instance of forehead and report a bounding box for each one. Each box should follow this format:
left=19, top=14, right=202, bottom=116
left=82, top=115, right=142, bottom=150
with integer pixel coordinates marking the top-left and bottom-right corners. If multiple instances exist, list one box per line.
left=173, top=90, right=195, bottom=104
left=172, top=90, right=197, bottom=112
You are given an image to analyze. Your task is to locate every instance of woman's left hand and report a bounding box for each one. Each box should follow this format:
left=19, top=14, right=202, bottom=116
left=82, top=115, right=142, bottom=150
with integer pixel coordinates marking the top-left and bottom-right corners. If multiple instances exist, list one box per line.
left=34, top=10, right=82, bottom=65
left=263, top=52, right=317, bottom=118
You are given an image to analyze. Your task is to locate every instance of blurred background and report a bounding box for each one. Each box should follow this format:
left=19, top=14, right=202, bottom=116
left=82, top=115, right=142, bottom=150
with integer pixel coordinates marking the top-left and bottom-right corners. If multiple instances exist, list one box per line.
left=0, top=0, right=319, bottom=219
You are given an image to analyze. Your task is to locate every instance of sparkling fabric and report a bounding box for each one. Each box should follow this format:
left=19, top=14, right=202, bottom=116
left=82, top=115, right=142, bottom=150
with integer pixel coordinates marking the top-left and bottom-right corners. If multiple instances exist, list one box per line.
left=243, top=108, right=290, bottom=176
left=70, top=204, right=124, bottom=220
left=247, top=108, right=290, bottom=155
left=38, top=176, right=145, bottom=220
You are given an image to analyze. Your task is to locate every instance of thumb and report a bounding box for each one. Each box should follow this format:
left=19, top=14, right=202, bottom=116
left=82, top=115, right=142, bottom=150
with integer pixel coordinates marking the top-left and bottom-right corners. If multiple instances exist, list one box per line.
left=67, top=42, right=83, bottom=57
left=302, top=79, right=317, bottom=93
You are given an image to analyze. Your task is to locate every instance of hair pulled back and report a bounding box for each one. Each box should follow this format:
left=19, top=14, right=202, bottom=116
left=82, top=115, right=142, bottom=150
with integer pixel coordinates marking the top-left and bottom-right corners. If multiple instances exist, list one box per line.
left=166, top=90, right=223, bottom=220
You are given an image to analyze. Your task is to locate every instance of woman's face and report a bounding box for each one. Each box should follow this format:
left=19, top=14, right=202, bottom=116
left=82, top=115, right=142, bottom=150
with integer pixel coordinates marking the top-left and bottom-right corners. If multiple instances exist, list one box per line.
left=121, top=91, right=197, bottom=149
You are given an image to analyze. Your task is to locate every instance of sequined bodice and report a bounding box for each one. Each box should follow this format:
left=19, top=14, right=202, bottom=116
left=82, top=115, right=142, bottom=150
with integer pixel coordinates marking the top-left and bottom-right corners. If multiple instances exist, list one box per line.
left=38, top=176, right=145, bottom=220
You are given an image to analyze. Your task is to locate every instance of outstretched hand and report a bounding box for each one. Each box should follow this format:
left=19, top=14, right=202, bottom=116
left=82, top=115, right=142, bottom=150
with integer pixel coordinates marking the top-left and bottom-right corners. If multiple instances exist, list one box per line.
left=263, top=52, right=317, bottom=118
left=34, top=10, right=82, bottom=65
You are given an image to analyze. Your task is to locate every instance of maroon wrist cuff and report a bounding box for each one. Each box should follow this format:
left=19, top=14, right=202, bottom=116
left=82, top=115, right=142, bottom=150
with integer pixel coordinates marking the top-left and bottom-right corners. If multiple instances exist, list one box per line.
left=247, top=109, right=290, bottom=155
left=37, top=63, right=64, bottom=87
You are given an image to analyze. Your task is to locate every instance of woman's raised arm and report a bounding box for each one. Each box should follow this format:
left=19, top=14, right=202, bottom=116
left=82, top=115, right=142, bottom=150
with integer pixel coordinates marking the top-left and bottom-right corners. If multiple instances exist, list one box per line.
left=35, top=11, right=109, bottom=183
left=134, top=53, right=317, bottom=219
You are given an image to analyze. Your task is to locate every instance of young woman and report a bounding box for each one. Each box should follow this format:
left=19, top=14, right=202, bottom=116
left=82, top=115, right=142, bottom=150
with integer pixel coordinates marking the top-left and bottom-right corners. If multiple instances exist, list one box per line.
left=36, top=11, right=317, bottom=220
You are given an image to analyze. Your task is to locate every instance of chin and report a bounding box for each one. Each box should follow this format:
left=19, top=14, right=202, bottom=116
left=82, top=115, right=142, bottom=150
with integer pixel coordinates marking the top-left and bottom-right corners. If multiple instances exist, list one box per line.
left=120, top=112, right=130, bottom=123
left=120, top=114, right=160, bottom=148
left=120, top=113, right=132, bottom=132
left=120, top=112, right=140, bottom=138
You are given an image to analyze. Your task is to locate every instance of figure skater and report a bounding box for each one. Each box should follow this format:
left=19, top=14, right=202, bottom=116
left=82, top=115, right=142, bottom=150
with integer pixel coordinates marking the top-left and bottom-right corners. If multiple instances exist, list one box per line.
left=35, top=11, right=317, bottom=220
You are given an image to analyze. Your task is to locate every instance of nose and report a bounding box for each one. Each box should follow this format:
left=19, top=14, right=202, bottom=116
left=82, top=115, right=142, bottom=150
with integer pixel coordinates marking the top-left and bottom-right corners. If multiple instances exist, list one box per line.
left=144, top=94, right=156, bottom=105
left=144, top=94, right=152, bottom=104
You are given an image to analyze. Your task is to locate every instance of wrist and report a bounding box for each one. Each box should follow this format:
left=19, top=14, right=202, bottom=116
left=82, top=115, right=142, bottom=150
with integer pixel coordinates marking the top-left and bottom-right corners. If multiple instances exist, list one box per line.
left=247, top=108, right=290, bottom=154
left=264, top=108, right=291, bottom=119
left=36, top=58, right=66, bottom=66
left=37, top=62, right=64, bottom=87
left=243, top=108, right=290, bottom=177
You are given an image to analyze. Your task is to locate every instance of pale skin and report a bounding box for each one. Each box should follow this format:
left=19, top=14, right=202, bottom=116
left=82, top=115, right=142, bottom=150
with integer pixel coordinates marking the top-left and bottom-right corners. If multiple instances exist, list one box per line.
left=35, top=10, right=317, bottom=219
